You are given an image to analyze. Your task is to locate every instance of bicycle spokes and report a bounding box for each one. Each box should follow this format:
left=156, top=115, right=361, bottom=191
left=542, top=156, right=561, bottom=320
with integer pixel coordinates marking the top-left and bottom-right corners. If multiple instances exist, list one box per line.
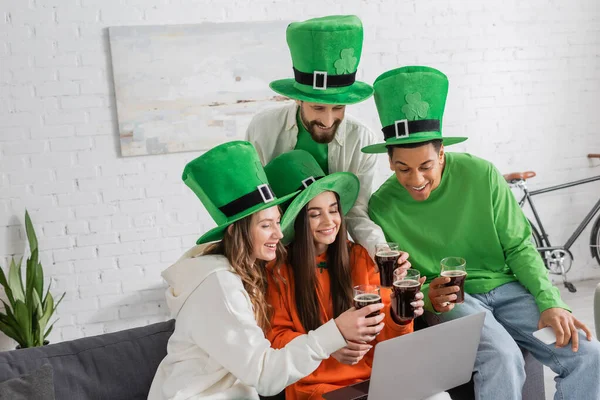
left=543, top=249, right=573, bottom=275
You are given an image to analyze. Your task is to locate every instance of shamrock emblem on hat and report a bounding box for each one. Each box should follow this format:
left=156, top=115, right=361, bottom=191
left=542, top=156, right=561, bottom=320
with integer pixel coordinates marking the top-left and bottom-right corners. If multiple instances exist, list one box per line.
left=402, top=93, right=429, bottom=121
left=334, top=48, right=357, bottom=74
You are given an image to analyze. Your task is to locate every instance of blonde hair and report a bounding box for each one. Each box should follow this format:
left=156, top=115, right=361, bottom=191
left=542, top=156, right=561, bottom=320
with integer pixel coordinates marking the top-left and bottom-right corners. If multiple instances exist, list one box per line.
left=203, top=213, right=285, bottom=331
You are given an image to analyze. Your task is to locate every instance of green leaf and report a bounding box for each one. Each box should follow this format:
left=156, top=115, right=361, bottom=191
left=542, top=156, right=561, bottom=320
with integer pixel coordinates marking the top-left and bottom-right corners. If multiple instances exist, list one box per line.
left=1, top=300, right=16, bottom=322
left=25, top=211, right=38, bottom=253
left=40, top=291, right=62, bottom=346
left=25, top=248, right=38, bottom=308
left=0, top=305, right=24, bottom=345
left=16, top=257, right=24, bottom=291
left=0, top=263, right=15, bottom=305
left=34, top=291, right=46, bottom=346
left=0, top=311, right=19, bottom=328
left=0, top=320, right=24, bottom=346
left=25, top=294, right=36, bottom=346
left=33, top=263, right=43, bottom=306
left=44, top=321, right=56, bottom=339
left=8, top=258, right=24, bottom=302
left=38, top=289, right=52, bottom=333
left=54, top=292, right=65, bottom=310
left=0, top=211, right=65, bottom=348
left=13, top=300, right=32, bottom=348
left=32, top=289, right=43, bottom=317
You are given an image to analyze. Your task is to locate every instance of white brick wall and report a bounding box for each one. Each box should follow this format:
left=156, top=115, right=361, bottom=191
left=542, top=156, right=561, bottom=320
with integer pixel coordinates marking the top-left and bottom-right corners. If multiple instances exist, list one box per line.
left=1, top=0, right=599, bottom=351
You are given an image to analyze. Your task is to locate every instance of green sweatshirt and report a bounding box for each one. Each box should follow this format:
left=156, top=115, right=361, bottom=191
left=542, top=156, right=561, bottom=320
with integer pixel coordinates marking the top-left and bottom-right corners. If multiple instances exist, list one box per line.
left=369, top=152, right=569, bottom=313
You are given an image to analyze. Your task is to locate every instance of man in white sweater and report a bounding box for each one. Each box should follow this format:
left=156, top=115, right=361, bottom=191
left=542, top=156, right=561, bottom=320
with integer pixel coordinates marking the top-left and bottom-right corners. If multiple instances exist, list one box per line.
left=246, top=15, right=388, bottom=258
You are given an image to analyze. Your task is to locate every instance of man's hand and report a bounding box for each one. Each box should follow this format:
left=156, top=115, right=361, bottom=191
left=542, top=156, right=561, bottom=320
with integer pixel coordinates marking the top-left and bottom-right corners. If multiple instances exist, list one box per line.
left=428, top=276, right=459, bottom=313
left=538, top=308, right=593, bottom=352
left=331, top=341, right=373, bottom=365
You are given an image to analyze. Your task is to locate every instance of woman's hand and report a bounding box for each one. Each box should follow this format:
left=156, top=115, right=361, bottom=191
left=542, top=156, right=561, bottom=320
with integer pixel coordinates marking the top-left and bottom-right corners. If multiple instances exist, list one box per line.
left=408, top=276, right=427, bottom=317
left=334, top=303, right=385, bottom=343
left=390, top=276, right=426, bottom=322
left=331, top=341, right=373, bottom=365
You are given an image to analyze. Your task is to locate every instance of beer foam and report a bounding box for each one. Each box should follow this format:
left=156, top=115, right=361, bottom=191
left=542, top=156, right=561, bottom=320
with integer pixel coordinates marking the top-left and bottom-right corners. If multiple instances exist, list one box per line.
left=353, top=293, right=382, bottom=302
left=441, top=270, right=467, bottom=277
left=393, top=279, right=420, bottom=288
left=375, top=250, right=400, bottom=257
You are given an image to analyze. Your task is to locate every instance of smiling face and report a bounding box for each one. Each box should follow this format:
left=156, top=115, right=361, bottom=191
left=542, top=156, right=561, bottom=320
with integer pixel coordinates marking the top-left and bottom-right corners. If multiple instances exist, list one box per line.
left=298, top=101, right=346, bottom=144
left=306, top=191, right=341, bottom=254
left=388, top=142, right=445, bottom=201
left=248, top=206, right=284, bottom=262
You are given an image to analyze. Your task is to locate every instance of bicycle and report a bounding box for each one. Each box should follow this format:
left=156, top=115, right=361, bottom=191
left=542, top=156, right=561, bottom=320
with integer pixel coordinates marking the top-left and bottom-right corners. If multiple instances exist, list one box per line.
left=503, top=154, right=600, bottom=293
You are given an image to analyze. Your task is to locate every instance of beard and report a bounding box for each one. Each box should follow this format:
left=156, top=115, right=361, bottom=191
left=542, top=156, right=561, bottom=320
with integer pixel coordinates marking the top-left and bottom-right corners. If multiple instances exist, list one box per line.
left=299, top=108, right=342, bottom=144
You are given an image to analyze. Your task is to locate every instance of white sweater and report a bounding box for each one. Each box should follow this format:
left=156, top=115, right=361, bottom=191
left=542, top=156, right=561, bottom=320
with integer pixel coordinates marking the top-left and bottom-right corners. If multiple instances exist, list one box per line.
left=147, top=246, right=347, bottom=400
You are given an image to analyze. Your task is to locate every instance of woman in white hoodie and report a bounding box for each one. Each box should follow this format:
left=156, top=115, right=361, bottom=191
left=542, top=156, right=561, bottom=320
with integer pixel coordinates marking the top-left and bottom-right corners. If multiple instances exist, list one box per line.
left=148, top=141, right=385, bottom=400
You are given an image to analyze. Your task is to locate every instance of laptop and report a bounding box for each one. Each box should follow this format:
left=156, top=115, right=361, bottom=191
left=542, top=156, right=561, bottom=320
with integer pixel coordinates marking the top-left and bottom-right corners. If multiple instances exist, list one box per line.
left=323, top=312, right=485, bottom=400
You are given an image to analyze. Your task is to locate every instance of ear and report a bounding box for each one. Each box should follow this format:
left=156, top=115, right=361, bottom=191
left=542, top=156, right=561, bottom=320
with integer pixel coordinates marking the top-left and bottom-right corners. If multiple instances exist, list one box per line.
left=439, top=145, right=445, bottom=164
left=388, top=148, right=395, bottom=171
left=226, top=224, right=234, bottom=236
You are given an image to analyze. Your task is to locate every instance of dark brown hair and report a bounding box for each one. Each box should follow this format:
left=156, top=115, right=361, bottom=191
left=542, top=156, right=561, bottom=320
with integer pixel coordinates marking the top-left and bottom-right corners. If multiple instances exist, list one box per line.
left=203, top=212, right=286, bottom=331
left=287, top=192, right=353, bottom=332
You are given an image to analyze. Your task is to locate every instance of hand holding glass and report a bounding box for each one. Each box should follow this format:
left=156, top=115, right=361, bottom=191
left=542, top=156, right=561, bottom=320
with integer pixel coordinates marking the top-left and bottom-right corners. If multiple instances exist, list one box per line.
left=353, top=285, right=382, bottom=318
left=440, top=257, right=467, bottom=304
left=375, top=242, right=401, bottom=287
left=392, top=268, right=421, bottom=323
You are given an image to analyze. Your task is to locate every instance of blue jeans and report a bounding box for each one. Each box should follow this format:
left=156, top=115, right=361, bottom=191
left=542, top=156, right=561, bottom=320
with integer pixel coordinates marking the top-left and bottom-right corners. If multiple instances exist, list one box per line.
left=423, top=282, right=600, bottom=400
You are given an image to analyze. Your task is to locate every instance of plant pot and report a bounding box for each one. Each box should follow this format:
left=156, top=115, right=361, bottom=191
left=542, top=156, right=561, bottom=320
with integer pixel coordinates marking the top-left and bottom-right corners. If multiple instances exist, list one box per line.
left=15, top=340, right=50, bottom=350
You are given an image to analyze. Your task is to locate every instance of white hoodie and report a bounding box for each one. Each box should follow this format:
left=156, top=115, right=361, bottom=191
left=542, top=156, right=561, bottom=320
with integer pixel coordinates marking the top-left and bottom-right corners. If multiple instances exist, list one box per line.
left=147, top=245, right=347, bottom=400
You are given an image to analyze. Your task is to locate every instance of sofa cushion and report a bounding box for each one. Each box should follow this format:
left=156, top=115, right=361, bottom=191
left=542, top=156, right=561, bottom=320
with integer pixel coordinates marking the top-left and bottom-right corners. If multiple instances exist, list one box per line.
left=0, top=319, right=175, bottom=400
left=0, top=364, right=54, bottom=400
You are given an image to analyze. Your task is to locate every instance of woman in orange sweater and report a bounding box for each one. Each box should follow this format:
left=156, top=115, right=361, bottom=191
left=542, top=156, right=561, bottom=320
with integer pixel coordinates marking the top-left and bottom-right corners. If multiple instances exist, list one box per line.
left=263, top=150, right=431, bottom=400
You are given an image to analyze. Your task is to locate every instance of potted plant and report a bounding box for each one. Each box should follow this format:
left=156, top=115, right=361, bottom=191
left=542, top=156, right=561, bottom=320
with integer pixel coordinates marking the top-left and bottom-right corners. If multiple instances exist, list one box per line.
left=0, top=211, right=65, bottom=348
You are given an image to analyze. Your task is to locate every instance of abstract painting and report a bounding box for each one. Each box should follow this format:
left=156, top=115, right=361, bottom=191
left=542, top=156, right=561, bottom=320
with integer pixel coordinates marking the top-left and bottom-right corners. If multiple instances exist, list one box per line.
left=109, top=21, right=293, bottom=156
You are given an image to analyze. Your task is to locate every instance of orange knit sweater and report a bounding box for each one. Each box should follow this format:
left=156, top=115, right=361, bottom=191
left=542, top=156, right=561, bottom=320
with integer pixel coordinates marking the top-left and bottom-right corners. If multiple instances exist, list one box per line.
left=266, top=242, right=413, bottom=400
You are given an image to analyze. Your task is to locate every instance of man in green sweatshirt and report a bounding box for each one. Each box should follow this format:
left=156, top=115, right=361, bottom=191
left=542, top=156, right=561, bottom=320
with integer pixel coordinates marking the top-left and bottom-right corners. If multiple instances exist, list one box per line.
left=365, top=66, right=600, bottom=400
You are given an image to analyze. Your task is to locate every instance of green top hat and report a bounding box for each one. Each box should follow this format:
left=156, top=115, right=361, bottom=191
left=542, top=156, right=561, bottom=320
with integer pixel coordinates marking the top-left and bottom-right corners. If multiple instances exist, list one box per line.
left=264, top=150, right=359, bottom=243
left=183, top=141, right=298, bottom=244
left=269, top=15, right=373, bottom=105
left=361, top=66, right=468, bottom=154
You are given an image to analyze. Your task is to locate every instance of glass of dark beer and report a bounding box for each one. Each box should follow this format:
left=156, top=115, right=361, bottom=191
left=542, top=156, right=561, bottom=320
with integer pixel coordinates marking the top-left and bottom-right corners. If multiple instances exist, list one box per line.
left=353, top=285, right=382, bottom=318
left=375, top=242, right=401, bottom=288
left=392, top=269, right=421, bottom=323
left=440, top=257, right=467, bottom=304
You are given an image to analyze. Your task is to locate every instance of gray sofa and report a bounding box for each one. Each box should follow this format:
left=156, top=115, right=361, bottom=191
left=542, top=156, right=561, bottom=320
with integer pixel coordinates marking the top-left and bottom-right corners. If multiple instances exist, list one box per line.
left=0, top=319, right=174, bottom=399
left=0, top=319, right=545, bottom=399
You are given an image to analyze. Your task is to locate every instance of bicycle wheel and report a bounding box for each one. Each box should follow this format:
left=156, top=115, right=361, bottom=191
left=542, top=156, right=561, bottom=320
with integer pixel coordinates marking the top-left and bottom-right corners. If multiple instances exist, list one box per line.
left=528, top=219, right=549, bottom=270
left=529, top=219, right=543, bottom=247
left=591, top=215, right=600, bottom=266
